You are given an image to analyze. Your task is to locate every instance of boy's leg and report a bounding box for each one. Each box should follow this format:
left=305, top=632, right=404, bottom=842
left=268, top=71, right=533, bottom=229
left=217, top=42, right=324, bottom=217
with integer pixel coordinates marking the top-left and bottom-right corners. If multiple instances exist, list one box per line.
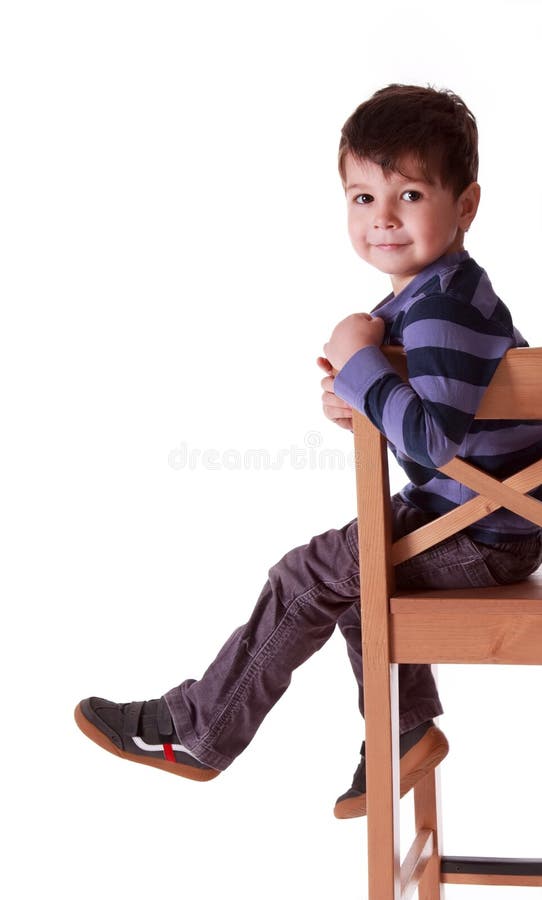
left=337, top=496, right=444, bottom=732
left=165, top=498, right=448, bottom=768
left=163, top=520, right=364, bottom=771
left=76, top=521, right=368, bottom=775
left=337, top=606, right=442, bottom=730
left=333, top=496, right=448, bottom=818
left=76, top=504, right=445, bottom=778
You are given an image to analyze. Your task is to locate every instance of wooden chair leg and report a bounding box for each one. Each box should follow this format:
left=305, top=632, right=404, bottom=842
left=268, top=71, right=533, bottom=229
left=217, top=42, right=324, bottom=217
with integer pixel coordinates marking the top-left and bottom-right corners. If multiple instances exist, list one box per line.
left=365, top=661, right=402, bottom=899
left=413, top=767, right=444, bottom=899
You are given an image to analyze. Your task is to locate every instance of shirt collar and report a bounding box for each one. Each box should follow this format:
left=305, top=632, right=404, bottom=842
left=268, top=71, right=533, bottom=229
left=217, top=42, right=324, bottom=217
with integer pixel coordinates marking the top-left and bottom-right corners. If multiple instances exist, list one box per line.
left=371, top=250, right=470, bottom=317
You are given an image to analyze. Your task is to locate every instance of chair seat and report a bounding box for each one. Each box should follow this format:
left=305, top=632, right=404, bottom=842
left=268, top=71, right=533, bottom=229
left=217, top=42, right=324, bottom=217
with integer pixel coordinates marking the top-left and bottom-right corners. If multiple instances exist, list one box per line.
left=388, top=571, right=542, bottom=665
left=392, top=569, right=542, bottom=611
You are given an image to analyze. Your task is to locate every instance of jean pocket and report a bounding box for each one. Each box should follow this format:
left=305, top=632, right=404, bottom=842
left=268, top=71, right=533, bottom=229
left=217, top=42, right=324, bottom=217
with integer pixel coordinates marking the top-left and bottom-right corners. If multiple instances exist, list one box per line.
left=396, top=532, right=500, bottom=590
left=476, top=538, right=542, bottom=585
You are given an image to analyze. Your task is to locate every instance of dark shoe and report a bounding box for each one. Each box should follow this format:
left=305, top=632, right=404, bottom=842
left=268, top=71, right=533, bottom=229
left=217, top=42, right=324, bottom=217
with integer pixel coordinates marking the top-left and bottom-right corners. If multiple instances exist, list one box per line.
left=334, top=720, right=448, bottom=819
left=74, top=696, right=220, bottom=781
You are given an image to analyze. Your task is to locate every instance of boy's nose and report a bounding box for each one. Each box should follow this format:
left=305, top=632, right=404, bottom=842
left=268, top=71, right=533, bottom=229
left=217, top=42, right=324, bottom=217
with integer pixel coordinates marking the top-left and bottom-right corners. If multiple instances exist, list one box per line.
left=372, top=203, right=400, bottom=228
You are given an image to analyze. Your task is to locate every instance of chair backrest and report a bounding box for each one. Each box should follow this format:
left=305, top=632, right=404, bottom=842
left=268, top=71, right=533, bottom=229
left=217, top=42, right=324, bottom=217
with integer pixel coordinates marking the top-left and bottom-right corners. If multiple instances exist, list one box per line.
left=354, top=346, right=542, bottom=573
left=353, top=347, right=542, bottom=898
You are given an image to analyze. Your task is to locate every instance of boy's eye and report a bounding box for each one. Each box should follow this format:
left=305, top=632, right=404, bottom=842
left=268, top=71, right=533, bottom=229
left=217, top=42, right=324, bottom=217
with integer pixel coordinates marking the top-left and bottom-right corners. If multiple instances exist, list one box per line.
left=401, top=190, right=422, bottom=202
left=354, top=193, right=374, bottom=205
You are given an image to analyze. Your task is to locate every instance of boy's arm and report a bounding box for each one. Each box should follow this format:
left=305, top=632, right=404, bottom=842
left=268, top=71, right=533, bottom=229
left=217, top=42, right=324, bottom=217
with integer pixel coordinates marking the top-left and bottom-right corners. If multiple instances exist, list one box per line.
left=320, top=313, right=386, bottom=432
left=331, top=295, right=516, bottom=468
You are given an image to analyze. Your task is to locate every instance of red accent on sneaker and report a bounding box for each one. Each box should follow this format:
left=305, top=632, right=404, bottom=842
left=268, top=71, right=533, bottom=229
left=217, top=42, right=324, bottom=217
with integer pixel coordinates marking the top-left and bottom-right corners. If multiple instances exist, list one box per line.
left=163, top=743, right=175, bottom=762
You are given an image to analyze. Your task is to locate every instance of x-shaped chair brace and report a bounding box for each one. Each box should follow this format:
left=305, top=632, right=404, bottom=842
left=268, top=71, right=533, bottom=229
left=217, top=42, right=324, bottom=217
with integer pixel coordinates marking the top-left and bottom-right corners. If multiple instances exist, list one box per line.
left=392, top=456, right=542, bottom=566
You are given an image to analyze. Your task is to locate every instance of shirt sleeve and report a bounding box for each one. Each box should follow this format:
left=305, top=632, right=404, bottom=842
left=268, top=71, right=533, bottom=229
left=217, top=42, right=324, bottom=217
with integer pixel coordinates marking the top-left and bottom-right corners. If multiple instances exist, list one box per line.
left=334, top=293, right=516, bottom=468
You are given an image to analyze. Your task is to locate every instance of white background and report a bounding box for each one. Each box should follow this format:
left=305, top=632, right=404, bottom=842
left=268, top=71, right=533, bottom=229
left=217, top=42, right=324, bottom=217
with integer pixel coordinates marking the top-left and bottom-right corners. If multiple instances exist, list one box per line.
left=3, top=1, right=542, bottom=897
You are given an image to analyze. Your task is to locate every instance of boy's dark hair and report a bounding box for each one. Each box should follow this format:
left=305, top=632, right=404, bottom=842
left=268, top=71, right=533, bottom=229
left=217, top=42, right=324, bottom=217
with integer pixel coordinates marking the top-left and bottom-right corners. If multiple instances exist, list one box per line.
left=338, top=84, right=478, bottom=198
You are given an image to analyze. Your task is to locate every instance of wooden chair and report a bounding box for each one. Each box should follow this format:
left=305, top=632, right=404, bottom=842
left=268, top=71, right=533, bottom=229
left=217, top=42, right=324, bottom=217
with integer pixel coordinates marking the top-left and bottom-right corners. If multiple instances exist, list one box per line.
left=353, top=346, right=542, bottom=898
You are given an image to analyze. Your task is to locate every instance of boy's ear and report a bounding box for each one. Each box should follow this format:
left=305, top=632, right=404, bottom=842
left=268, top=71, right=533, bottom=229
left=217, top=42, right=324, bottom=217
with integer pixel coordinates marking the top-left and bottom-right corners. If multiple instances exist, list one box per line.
left=458, top=181, right=481, bottom=231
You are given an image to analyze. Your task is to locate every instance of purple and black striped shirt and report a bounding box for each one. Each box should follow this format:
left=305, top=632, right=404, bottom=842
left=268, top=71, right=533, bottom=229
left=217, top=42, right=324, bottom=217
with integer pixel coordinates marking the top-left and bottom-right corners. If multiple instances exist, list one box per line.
left=334, top=251, right=542, bottom=543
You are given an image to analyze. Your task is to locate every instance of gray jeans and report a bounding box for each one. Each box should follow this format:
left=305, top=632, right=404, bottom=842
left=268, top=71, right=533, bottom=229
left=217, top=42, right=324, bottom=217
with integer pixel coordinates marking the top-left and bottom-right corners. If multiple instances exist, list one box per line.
left=165, top=497, right=542, bottom=771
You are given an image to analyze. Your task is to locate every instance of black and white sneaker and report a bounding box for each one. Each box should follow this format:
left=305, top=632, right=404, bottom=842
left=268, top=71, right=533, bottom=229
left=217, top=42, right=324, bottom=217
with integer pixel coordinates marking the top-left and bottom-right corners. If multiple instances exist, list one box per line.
left=334, top=720, right=448, bottom=819
left=75, top=696, right=220, bottom=781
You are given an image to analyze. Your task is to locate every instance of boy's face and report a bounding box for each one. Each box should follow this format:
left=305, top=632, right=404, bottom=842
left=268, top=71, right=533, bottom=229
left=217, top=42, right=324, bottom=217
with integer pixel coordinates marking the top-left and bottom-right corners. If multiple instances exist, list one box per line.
left=343, top=154, right=479, bottom=294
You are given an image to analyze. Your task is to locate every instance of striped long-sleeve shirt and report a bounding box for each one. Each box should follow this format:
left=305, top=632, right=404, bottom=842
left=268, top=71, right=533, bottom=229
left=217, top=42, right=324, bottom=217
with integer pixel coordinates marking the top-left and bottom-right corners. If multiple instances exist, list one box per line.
left=334, top=251, right=542, bottom=543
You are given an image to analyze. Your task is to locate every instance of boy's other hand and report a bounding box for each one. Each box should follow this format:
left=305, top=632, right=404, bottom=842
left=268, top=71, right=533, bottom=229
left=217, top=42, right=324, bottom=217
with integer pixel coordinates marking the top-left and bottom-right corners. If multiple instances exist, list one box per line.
left=323, top=314, right=385, bottom=372
left=317, top=356, right=353, bottom=431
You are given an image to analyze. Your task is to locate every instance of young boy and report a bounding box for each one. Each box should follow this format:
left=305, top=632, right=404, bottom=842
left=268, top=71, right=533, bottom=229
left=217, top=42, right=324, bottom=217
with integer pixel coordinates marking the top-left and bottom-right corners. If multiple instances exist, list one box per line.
left=75, top=84, right=542, bottom=819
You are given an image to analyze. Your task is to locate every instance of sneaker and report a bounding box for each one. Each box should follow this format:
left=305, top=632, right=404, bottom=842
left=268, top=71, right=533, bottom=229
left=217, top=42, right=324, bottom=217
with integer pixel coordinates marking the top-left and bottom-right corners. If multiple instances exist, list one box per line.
left=334, top=720, right=448, bottom=819
left=74, top=696, right=220, bottom=781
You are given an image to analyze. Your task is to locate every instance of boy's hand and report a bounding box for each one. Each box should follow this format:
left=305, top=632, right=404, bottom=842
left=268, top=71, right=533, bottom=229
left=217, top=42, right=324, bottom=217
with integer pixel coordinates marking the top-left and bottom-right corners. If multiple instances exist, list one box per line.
left=316, top=356, right=353, bottom=431
left=323, top=313, right=385, bottom=372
